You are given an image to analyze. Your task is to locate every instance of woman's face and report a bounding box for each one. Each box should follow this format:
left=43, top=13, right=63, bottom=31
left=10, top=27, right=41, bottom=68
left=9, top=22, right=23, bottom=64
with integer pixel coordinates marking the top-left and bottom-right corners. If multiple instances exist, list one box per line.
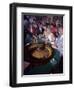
left=50, top=25, right=53, bottom=29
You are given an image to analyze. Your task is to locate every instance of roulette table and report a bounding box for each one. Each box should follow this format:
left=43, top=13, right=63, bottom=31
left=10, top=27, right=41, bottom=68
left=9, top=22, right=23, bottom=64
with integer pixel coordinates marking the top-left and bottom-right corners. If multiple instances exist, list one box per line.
left=24, top=43, right=61, bottom=74
left=25, top=43, right=54, bottom=65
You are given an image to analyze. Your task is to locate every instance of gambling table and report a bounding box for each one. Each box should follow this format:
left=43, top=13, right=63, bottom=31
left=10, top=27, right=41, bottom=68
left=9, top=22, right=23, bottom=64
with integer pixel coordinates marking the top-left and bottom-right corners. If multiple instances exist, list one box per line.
left=24, top=43, right=61, bottom=75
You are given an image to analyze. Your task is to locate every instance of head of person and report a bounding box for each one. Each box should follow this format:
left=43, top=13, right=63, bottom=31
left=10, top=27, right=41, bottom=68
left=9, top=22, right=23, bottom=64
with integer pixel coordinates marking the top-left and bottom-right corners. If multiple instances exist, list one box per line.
left=50, top=23, right=54, bottom=29
left=43, top=25, right=47, bottom=31
left=58, top=26, right=63, bottom=36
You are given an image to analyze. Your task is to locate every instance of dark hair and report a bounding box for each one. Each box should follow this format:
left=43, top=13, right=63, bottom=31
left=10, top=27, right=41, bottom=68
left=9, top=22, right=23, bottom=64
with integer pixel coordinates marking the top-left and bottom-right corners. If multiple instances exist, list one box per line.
left=50, top=23, right=56, bottom=27
left=58, top=24, right=63, bottom=29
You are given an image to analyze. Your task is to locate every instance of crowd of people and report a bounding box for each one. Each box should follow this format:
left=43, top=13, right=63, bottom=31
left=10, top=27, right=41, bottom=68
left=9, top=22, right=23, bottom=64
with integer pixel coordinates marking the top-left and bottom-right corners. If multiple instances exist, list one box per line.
left=24, top=15, right=63, bottom=56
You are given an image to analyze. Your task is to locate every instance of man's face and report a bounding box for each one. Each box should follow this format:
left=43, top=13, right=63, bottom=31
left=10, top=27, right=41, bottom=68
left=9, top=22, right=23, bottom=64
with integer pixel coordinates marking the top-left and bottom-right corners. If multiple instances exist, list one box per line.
left=59, top=27, right=63, bottom=35
left=43, top=26, right=47, bottom=30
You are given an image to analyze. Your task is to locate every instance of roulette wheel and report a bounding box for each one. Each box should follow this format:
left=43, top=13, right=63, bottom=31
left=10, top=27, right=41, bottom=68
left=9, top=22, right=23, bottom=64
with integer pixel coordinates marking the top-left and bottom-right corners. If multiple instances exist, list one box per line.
left=25, top=43, right=54, bottom=65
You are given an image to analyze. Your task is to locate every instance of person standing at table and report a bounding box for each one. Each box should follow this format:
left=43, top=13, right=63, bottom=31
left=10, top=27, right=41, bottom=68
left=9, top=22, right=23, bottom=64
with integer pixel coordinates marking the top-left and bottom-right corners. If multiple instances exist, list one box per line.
left=52, top=26, right=63, bottom=56
left=55, top=27, right=63, bottom=56
left=43, top=25, right=56, bottom=46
